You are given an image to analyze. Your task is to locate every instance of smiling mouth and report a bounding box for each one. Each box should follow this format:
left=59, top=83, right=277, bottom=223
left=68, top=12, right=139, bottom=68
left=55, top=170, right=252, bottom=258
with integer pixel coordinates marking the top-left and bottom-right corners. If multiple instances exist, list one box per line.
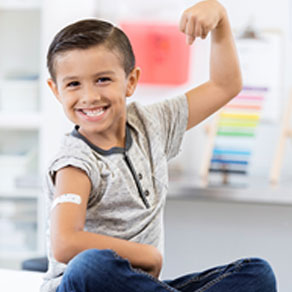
left=78, top=106, right=108, bottom=117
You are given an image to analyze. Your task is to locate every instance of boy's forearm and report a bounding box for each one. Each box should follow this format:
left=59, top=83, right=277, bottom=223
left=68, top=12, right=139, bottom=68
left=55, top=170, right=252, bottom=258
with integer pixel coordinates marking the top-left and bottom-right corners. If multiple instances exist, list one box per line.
left=209, top=6, right=242, bottom=97
left=182, top=0, right=242, bottom=129
left=52, top=230, right=162, bottom=277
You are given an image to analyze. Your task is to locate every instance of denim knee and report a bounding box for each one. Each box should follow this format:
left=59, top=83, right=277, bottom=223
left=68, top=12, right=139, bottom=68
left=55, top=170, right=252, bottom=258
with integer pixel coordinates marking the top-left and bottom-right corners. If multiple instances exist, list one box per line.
left=65, top=249, right=118, bottom=282
left=247, top=258, right=277, bottom=291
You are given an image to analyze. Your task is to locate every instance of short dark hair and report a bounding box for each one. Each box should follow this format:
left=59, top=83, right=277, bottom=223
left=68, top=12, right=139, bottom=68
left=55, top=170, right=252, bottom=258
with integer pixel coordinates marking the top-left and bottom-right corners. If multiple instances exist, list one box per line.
left=47, top=19, right=136, bottom=81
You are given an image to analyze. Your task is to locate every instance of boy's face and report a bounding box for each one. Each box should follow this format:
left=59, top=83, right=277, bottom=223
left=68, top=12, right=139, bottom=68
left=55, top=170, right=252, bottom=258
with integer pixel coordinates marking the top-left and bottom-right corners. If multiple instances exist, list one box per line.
left=48, top=45, right=140, bottom=145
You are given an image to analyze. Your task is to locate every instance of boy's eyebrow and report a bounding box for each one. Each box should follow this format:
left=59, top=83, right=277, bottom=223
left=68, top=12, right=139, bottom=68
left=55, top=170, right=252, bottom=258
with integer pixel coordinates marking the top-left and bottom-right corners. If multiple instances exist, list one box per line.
left=62, top=71, right=116, bottom=83
left=92, top=70, right=116, bottom=78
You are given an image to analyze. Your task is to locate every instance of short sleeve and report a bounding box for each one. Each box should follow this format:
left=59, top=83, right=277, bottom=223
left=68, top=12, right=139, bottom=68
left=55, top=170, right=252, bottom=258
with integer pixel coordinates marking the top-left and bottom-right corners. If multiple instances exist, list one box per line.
left=45, top=135, right=101, bottom=203
left=143, top=95, right=188, bottom=160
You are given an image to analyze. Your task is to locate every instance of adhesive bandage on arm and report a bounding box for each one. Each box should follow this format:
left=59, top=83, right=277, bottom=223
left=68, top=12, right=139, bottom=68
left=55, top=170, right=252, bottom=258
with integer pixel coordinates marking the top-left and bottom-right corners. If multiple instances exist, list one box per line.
left=51, top=193, right=82, bottom=211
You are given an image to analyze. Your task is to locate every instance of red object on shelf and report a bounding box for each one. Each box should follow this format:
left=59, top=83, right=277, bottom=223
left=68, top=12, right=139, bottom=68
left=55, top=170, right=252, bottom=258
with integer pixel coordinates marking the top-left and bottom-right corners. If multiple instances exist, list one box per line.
left=120, top=21, right=191, bottom=85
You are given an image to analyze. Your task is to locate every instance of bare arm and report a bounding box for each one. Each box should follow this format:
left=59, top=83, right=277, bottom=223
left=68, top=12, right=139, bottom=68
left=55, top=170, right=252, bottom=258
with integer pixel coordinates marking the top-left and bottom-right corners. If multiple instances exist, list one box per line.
left=50, top=166, right=162, bottom=278
left=180, top=0, right=242, bottom=130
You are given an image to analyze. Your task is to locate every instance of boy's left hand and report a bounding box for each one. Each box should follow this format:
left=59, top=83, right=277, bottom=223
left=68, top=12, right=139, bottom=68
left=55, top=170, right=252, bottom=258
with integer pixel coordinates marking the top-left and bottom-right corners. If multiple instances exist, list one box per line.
left=179, top=0, right=226, bottom=45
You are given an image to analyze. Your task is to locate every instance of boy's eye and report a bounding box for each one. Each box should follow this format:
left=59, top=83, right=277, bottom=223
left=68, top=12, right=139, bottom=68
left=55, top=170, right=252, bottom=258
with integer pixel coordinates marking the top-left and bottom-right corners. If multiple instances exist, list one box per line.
left=67, top=81, right=80, bottom=87
left=97, top=77, right=111, bottom=84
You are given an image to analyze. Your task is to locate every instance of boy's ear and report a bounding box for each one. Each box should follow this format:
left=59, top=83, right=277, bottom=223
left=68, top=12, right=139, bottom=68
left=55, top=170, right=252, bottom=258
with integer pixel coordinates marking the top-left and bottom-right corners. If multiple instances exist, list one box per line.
left=126, top=67, right=141, bottom=97
left=47, top=78, right=61, bottom=102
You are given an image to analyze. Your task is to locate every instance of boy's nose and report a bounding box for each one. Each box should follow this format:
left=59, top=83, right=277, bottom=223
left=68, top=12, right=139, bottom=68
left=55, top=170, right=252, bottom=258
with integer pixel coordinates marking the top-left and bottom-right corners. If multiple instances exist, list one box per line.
left=81, top=86, right=101, bottom=104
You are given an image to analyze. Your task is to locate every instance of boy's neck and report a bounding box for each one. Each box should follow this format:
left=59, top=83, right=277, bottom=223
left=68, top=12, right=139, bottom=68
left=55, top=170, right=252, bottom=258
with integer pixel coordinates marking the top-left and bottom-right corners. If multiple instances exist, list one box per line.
left=77, top=124, right=127, bottom=151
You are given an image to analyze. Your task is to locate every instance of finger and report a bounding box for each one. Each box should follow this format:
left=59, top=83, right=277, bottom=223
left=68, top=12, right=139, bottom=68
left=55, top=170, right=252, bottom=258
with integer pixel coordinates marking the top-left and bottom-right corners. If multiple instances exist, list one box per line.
left=201, top=25, right=211, bottom=39
left=201, top=30, right=208, bottom=39
left=185, top=16, right=195, bottom=38
left=194, top=23, right=202, bottom=38
left=187, top=35, right=196, bottom=45
left=201, top=26, right=206, bottom=39
left=179, top=13, right=188, bottom=33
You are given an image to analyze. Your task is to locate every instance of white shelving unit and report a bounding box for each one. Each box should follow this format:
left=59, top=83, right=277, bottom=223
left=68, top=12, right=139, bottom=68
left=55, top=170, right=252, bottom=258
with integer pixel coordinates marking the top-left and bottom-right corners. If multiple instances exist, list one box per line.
left=0, top=0, right=98, bottom=269
left=0, top=0, right=40, bottom=10
left=0, top=113, right=42, bottom=130
left=0, top=188, right=39, bottom=199
left=0, top=0, right=43, bottom=269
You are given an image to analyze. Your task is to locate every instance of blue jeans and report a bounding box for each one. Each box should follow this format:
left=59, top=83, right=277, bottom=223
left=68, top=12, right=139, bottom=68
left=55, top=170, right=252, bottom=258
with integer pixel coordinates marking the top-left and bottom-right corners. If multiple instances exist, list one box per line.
left=56, top=249, right=277, bottom=292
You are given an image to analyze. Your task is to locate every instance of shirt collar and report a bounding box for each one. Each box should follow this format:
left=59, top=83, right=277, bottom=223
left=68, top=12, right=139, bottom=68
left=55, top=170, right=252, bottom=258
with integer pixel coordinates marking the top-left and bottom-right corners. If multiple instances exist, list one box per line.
left=70, top=124, right=132, bottom=156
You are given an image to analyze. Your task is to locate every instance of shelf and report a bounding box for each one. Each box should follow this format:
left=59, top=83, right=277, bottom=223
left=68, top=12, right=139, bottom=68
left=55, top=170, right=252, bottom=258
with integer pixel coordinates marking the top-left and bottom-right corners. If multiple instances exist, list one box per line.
left=0, top=250, right=41, bottom=260
left=0, top=0, right=43, bottom=270
left=0, top=112, right=42, bottom=130
left=0, top=1, right=40, bottom=11
left=0, top=187, right=40, bottom=199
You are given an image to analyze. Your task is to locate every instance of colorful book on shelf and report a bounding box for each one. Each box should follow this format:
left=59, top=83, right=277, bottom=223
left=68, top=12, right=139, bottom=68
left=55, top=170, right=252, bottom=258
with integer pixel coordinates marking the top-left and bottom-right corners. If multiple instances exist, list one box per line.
left=208, top=86, right=266, bottom=183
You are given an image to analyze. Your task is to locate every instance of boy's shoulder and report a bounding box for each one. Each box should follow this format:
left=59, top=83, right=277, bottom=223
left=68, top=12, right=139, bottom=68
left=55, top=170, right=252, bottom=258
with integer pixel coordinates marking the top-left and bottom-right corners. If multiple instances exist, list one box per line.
left=60, top=132, right=92, bottom=153
left=126, top=94, right=188, bottom=127
left=48, top=132, right=95, bottom=168
left=126, top=100, right=159, bottom=135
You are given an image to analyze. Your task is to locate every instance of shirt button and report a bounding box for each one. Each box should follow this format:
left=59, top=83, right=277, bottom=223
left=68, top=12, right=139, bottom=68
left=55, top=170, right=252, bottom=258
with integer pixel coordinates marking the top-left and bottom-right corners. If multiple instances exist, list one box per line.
left=144, top=190, right=150, bottom=196
left=138, top=173, right=143, bottom=180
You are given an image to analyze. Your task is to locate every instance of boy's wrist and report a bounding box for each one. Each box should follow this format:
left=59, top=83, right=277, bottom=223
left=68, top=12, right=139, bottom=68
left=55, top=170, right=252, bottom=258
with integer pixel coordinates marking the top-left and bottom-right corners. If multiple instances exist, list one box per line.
left=209, top=0, right=227, bottom=29
left=209, top=2, right=229, bottom=33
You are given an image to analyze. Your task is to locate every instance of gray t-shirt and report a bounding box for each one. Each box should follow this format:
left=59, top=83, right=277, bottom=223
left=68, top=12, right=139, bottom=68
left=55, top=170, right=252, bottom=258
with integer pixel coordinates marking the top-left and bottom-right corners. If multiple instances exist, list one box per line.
left=41, top=95, right=188, bottom=292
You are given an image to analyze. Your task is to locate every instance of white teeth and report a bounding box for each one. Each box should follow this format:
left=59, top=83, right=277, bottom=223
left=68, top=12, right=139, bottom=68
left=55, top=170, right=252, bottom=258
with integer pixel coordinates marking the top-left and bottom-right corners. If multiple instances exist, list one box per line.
left=82, top=108, right=105, bottom=117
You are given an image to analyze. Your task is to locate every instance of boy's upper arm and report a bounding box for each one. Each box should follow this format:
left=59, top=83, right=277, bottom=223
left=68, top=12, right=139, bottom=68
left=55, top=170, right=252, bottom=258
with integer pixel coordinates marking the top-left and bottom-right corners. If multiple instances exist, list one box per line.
left=51, top=166, right=91, bottom=242
left=185, top=81, right=227, bottom=130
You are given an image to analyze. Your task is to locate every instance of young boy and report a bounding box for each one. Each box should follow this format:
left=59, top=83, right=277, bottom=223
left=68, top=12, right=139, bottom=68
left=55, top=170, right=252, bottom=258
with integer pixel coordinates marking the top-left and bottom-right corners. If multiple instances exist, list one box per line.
left=41, top=0, right=277, bottom=291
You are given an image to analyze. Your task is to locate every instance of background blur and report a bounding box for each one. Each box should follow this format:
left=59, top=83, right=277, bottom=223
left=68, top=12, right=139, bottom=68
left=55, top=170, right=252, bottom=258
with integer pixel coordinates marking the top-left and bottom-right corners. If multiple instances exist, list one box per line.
left=0, top=0, right=291, bottom=291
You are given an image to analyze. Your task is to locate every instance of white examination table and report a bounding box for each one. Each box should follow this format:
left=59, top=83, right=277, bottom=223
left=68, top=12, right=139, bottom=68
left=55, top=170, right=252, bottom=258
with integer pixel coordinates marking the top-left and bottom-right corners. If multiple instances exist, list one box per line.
left=0, top=269, right=43, bottom=291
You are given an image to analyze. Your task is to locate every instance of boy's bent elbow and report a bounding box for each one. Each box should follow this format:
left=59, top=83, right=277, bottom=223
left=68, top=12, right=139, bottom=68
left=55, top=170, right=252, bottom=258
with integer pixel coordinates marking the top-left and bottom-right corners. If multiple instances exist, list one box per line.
left=53, top=248, right=70, bottom=264
left=51, top=233, right=77, bottom=264
left=52, top=242, right=70, bottom=264
left=223, top=75, right=243, bottom=102
left=230, top=81, right=242, bottom=100
left=233, top=75, right=243, bottom=97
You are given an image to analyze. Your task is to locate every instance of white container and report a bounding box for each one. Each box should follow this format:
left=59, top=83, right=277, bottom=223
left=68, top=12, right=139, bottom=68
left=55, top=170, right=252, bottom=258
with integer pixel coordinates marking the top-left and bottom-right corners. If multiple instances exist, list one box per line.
left=0, top=79, right=39, bottom=113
